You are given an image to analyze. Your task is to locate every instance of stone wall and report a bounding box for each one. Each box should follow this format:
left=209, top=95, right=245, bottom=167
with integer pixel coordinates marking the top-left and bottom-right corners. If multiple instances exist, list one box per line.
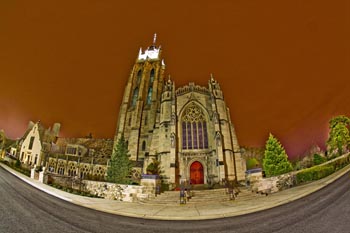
left=82, top=180, right=146, bottom=202
left=251, top=173, right=296, bottom=195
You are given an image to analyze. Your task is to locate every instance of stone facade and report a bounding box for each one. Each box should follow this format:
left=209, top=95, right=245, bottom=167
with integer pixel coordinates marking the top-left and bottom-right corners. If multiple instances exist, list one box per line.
left=19, top=121, right=60, bottom=168
left=46, top=138, right=113, bottom=180
left=114, top=36, right=246, bottom=189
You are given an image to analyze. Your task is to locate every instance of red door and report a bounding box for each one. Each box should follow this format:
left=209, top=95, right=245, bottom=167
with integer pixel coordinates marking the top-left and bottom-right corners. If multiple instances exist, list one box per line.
left=190, top=161, right=204, bottom=184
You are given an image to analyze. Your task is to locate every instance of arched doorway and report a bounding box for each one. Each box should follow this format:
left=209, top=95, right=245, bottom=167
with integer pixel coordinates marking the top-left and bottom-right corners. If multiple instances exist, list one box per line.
left=190, top=161, right=204, bottom=184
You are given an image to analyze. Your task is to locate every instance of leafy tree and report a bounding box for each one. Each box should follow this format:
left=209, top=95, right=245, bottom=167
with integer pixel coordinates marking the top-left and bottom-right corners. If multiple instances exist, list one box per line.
left=263, top=133, right=293, bottom=177
left=246, top=158, right=260, bottom=170
left=107, top=135, right=132, bottom=184
left=326, top=115, right=350, bottom=157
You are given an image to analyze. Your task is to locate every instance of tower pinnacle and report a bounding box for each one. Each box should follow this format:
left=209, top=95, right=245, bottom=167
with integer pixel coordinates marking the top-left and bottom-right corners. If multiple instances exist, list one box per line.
left=153, top=33, right=157, bottom=46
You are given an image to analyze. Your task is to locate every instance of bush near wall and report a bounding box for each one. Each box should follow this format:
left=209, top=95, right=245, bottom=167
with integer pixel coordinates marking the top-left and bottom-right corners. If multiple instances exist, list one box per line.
left=296, top=153, right=350, bottom=184
left=296, top=166, right=334, bottom=183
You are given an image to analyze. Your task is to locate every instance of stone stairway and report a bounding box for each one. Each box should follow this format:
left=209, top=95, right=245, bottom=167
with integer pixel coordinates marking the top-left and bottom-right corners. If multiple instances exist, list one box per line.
left=141, top=187, right=252, bottom=205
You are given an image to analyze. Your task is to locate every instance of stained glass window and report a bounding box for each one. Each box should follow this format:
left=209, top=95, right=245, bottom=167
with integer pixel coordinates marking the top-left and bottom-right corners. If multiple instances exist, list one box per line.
left=193, top=122, right=198, bottom=149
left=198, top=122, right=203, bottom=149
left=182, top=122, right=187, bottom=149
left=203, top=122, right=208, bottom=148
left=181, top=103, right=209, bottom=150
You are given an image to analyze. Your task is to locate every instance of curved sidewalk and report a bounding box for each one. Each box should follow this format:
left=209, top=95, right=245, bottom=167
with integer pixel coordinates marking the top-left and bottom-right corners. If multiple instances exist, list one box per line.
left=1, top=163, right=349, bottom=220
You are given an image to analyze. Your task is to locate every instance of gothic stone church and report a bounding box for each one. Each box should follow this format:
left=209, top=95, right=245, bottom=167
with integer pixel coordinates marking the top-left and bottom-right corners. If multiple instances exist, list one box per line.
left=114, top=36, right=246, bottom=188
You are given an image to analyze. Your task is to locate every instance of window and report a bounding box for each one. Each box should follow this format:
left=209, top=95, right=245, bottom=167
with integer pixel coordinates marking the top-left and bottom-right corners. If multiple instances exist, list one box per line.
left=144, top=115, right=148, bottom=125
left=147, top=87, right=152, bottom=104
left=128, top=117, right=132, bottom=126
left=132, top=88, right=139, bottom=106
left=142, top=141, right=146, bottom=151
left=181, top=103, right=209, bottom=150
left=150, top=69, right=155, bottom=83
left=137, top=69, right=142, bottom=84
left=28, top=136, right=35, bottom=150
left=66, top=147, right=77, bottom=155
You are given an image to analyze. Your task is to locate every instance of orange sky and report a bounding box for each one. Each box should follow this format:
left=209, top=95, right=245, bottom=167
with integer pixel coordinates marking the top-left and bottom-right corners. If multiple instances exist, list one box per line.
left=0, top=1, right=349, bottom=158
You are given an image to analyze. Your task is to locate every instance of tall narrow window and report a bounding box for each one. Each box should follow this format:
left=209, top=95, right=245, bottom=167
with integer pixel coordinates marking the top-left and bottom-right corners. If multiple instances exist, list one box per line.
left=142, top=141, right=146, bottom=151
left=198, top=122, right=203, bottom=149
left=29, top=136, right=35, bottom=150
left=144, top=115, right=148, bottom=125
left=193, top=122, right=198, bottom=149
left=137, top=69, right=142, bottom=84
left=147, top=87, right=152, bottom=105
left=150, top=69, right=155, bottom=83
left=182, top=122, right=187, bottom=149
left=132, top=88, right=139, bottom=106
left=187, top=122, right=192, bottom=149
left=203, top=122, right=208, bottom=148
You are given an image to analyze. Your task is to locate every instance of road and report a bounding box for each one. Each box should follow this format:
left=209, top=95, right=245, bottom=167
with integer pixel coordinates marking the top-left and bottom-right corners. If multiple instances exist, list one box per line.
left=1, top=166, right=350, bottom=233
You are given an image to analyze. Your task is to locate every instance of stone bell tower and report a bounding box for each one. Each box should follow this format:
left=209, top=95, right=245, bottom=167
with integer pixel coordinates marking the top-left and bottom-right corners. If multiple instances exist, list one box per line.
left=115, top=34, right=165, bottom=162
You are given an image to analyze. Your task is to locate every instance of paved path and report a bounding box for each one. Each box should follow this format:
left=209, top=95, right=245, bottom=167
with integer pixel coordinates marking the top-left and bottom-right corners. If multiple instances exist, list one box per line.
left=1, top=163, right=349, bottom=221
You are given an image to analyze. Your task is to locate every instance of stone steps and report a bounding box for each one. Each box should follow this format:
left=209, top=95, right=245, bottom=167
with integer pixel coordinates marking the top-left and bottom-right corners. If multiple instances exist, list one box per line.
left=141, top=187, right=252, bottom=205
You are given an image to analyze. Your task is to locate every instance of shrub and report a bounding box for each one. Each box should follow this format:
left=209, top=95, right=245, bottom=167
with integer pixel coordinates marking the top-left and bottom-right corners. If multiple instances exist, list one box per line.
left=313, top=154, right=327, bottom=165
left=296, top=166, right=334, bottom=184
left=246, top=158, right=260, bottom=170
left=15, top=159, right=21, bottom=168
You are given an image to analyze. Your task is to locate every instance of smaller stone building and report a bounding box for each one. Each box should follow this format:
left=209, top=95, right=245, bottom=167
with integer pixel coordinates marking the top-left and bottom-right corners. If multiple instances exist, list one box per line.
left=19, top=121, right=60, bottom=168
left=46, top=137, right=113, bottom=181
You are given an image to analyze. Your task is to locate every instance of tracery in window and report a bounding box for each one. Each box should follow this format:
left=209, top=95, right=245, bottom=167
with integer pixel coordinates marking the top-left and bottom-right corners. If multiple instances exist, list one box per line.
left=181, top=103, right=209, bottom=150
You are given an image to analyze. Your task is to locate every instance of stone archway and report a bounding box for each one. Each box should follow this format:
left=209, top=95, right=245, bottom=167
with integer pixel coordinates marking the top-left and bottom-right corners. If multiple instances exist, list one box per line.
left=190, top=161, right=204, bottom=184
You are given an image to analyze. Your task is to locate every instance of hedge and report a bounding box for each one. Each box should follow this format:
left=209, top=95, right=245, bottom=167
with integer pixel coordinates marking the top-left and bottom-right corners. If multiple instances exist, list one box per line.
left=296, top=153, right=350, bottom=184
left=296, top=166, right=334, bottom=183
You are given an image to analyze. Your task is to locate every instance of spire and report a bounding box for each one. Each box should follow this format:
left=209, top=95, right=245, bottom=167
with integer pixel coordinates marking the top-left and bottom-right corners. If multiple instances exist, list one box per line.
left=153, top=33, right=157, bottom=46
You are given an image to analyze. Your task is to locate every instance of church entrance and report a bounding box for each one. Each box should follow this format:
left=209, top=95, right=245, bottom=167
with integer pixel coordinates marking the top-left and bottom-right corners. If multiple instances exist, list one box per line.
left=190, top=161, right=204, bottom=184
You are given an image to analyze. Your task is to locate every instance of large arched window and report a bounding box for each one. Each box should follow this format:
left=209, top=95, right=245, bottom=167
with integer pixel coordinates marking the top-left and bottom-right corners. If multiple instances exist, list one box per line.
left=181, top=103, right=209, bottom=150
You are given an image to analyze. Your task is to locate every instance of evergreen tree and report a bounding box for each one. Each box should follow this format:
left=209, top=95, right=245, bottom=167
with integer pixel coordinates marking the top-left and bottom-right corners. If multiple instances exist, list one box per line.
left=326, top=115, right=350, bottom=157
left=107, top=135, right=132, bottom=184
left=263, top=133, right=293, bottom=177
